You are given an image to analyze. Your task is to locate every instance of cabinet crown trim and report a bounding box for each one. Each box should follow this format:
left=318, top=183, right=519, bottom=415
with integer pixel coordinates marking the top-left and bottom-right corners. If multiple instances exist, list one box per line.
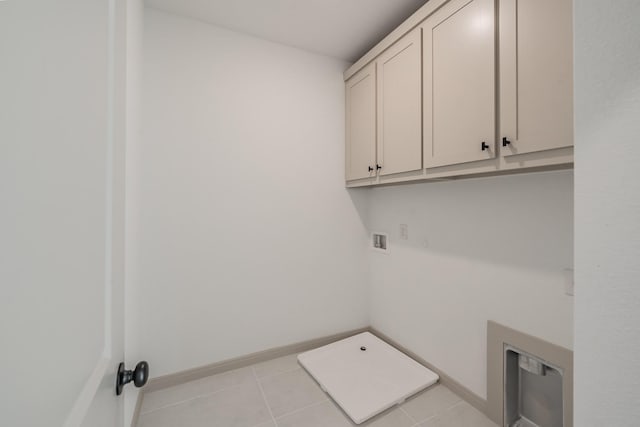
left=344, top=0, right=450, bottom=81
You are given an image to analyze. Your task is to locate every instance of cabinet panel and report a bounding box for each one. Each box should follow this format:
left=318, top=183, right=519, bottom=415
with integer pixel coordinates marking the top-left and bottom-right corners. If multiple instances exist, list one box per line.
left=377, top=29, right=422, bottom=176
left=500, top=0, right=573, bottom=156
left=423, top=0, right=496, bottom=168
left=345, top=64, right=376, bottom=181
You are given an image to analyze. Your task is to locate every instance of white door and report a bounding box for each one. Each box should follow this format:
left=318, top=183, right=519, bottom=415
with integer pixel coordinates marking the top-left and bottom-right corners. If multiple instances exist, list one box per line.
left=499, top=0, right=573, bottom=156
left=0, top=1, right=127, bottom=427
left=376, top=28, right=422, bottom=176
left=345, top=63, right=377, bottom=181
left=423, top=0, right=496, bottom=168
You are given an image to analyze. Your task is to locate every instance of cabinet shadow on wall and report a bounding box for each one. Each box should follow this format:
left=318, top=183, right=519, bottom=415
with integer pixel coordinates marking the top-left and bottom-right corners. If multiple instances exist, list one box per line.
left=347, top=170, right=573, bottom=273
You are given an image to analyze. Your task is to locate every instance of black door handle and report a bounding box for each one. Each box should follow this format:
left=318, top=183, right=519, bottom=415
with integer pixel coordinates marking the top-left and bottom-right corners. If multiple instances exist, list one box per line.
left=368, top=166, right=374, bottom=172
left=502, top=137, right=511, bottom=147
left=481, top=142, right=490, bottom=151
left=116, top=361, right=149, bottom=395
left=376, top=164, right=382, bottom=170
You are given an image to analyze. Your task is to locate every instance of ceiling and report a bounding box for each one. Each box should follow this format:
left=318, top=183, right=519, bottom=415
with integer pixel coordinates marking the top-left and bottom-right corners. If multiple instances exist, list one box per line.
left=144, top=0, right=429, bottom=62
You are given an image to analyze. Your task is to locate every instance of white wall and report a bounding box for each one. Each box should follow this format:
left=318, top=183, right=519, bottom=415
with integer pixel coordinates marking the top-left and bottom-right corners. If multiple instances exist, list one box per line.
left=368, top=171, right=574, bottom=399
left=132, top=4, right=579, bottom=412
left=574, top=1, right=640, bottom=425
left=127, top=8, right=369, bottom=378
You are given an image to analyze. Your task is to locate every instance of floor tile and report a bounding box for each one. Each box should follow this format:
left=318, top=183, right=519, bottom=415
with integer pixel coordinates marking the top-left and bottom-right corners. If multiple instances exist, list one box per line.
left=275, top=393, right=415, bottom=427
left=417, top=401, right=498, bottom=427
left=138, top=381, right=272, bottom=427
left=136, top=355, right=495, bottom=427
left=141, top=367, right=256, bottom=413
left=259, top=369, right=328, bottom=417
left=276, top=401, right=352, bottom=427
left=356, top=405, right=415, bottom=427
left=400, top=385, right=462, bottom=423
left=253, top=354, right=301, bottom=378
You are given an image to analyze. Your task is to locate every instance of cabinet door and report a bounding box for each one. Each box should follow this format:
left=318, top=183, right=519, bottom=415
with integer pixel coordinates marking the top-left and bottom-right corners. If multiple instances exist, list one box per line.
left=345, top=63, right=377, bottom=181
left=423, top=0, right=496, bottom=168
left=500, top=0, right=573, bottom=156
left=376, top=28, right=422, bottom=176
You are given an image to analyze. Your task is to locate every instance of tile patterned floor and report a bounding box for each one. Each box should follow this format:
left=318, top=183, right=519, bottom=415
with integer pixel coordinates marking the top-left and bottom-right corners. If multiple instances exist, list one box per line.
left=137, top=353, right=498, bottom=427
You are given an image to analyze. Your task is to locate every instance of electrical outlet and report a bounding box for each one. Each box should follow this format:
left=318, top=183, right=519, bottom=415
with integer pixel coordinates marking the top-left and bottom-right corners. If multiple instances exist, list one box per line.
left=399, top=224, right=408, bottom=240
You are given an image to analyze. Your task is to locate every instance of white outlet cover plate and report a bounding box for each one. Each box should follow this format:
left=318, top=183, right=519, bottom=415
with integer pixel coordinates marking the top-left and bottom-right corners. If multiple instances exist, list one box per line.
left=399, top=224, right=408, bottom=240
left=298, top=332, right=439, bottom=424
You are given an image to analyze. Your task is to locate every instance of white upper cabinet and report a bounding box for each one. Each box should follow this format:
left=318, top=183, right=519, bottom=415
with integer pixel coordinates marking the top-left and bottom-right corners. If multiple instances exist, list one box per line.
left=423, top=0, right=496, bottom=168
left=345, top=63, right=376, bottom=181
left=499, top=0, right=573, bottom=156
left=343, top=0, right=574, bottom=186
left=376, top=28, right=422, bottom=176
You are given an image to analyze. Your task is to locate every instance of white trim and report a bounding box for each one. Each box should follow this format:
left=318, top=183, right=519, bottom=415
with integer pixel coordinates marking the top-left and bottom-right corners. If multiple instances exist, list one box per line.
left=343, top=0, right=451, bottom=80
left=63, top=357, right=112, bottom=427
left=64, top=0, right=118, bottom=425
left=103, top=0, right=116, bottom=361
